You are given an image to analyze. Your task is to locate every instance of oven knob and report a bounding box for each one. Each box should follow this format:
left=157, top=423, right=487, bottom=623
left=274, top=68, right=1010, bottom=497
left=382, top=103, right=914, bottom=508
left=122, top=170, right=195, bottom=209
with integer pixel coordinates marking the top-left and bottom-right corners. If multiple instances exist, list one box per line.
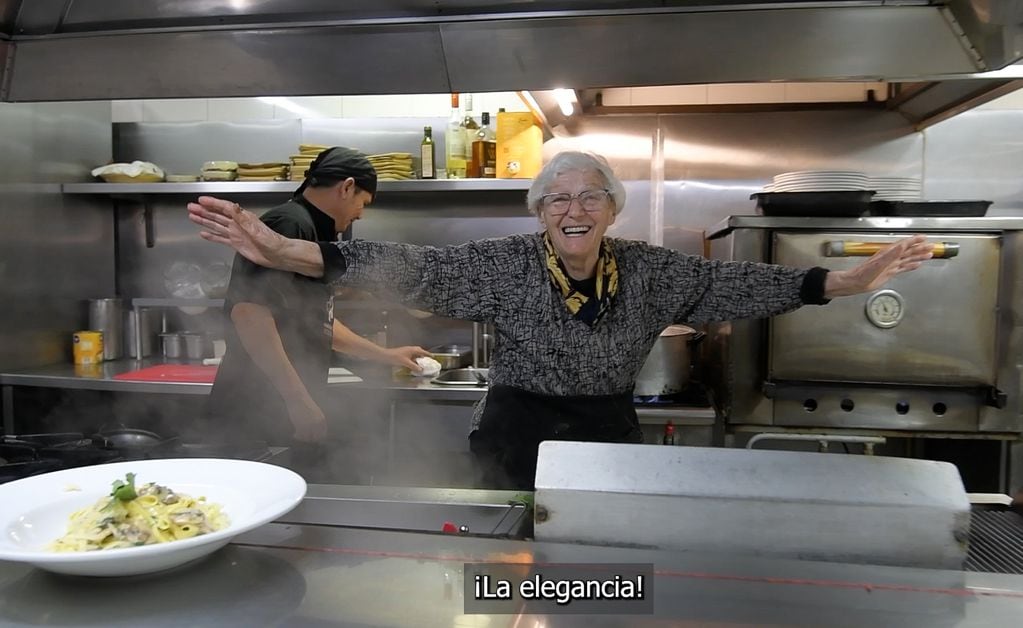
left=865, top=290, right=905, bottom=329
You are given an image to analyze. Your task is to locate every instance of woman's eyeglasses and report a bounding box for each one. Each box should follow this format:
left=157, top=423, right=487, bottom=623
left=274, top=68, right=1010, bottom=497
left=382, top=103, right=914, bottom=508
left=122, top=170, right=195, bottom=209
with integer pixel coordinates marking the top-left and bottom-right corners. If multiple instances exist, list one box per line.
left=539, top=189, right=613, bottom=216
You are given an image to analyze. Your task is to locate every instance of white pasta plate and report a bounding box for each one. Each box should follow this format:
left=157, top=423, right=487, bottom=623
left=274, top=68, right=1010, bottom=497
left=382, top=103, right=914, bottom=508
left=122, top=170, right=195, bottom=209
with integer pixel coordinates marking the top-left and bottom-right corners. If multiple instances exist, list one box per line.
left=0, top=458, right=306, bottom=577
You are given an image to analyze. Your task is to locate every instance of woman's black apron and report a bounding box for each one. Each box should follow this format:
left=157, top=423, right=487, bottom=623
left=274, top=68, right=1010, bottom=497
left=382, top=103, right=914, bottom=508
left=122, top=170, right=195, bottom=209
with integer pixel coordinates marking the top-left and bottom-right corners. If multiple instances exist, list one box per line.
left=468, top=384, right=643, bottom=490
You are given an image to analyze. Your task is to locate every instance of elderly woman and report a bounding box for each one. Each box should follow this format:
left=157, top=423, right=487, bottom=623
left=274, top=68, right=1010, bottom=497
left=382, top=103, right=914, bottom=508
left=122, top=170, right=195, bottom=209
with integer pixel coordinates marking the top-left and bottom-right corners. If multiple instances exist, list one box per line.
left=188, top=151, right=933, bottom=489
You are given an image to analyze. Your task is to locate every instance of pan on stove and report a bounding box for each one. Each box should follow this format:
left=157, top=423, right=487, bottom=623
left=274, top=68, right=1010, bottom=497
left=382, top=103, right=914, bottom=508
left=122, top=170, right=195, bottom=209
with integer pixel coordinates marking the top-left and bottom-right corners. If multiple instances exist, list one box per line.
left=91, top=426, right=180, bottom=453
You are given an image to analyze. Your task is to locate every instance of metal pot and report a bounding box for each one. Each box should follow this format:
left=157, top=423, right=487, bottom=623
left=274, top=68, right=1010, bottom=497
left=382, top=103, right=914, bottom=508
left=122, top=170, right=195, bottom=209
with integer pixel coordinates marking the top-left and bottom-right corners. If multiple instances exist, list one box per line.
left=159, top=332, right=184, bottom=358
left=428, top=344, right=472, bottom=370
left=179, top=332, right=211, bottom=359
left=633, top=325, right=705, bottom=396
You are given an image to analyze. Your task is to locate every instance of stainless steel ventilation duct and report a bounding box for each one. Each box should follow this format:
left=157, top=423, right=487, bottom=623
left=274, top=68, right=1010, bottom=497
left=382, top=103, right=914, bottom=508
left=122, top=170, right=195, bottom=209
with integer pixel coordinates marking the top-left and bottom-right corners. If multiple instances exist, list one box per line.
left=0, top=1, right=1020, bottom=129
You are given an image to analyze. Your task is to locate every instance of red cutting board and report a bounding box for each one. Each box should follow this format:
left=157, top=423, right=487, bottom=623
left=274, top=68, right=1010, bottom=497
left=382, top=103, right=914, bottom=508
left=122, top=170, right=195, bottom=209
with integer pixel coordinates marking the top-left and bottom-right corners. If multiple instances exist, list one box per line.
left=113, top=364, right=218, bottom=383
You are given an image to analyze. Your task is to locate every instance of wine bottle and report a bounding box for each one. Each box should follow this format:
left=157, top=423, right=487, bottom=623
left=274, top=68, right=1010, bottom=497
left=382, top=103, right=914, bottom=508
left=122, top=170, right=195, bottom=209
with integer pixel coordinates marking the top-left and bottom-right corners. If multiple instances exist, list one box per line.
left=445, top=93, right=466, bottom=178
left=420, top=126, right=436, bottom=179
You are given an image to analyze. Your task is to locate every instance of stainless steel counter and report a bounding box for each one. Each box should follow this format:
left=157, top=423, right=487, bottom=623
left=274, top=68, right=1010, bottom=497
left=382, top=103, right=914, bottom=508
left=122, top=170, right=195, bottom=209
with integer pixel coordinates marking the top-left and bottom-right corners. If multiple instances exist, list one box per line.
left=0, top=359, right=488, bottom=401
left=0, top=359, right=213, bottom=395
left=0, top=361, right=717, bottom=422
left=1, top=507, right=1021, bottom=627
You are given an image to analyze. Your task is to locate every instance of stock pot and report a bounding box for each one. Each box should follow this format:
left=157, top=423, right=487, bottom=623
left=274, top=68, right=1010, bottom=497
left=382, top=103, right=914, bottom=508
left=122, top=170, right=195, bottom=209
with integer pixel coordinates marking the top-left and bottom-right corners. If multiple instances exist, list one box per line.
left=633, top=325, right=704, bottom=396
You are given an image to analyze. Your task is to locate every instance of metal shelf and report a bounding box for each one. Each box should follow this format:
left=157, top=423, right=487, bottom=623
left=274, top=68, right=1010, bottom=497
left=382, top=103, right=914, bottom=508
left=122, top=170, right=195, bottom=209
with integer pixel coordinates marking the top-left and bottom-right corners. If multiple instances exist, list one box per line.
left=62, top=179, right=532, bottom=195
left=132, top=298, right=225, bottom=308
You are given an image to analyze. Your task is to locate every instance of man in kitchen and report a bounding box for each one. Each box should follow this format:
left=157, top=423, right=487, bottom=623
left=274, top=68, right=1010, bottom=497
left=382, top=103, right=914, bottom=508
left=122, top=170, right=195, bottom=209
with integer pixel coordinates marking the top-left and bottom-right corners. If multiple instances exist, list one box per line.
left=204, top=147, right=429, bottom=481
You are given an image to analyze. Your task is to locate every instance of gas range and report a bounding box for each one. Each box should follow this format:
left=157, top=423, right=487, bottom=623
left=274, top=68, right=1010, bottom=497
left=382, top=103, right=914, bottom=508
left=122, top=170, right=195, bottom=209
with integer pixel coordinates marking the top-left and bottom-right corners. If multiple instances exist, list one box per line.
left=633, top=382, right=712, bottom=408
left=0, top=432, right=287, bottom=485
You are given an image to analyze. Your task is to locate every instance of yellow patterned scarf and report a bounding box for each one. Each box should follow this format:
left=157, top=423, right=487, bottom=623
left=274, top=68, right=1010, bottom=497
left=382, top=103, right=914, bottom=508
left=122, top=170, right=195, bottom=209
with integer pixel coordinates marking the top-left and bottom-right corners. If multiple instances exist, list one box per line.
left=542, top=232, right=619, bottom=325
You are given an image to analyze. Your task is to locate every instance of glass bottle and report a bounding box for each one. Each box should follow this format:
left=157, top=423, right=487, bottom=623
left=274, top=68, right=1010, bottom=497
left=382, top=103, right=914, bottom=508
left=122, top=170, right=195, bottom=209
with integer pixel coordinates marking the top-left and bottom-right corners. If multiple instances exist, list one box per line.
left=462, top=94, right=480, bottom=176
left=445, top=93, right=466, bottom=179
left=472, top=111, right=497, bottom=178
left=419, top=126, right=436, bottom=179
left=470, top=110, right=495, bottom=177
left=662, top=420, right=677, bottom=446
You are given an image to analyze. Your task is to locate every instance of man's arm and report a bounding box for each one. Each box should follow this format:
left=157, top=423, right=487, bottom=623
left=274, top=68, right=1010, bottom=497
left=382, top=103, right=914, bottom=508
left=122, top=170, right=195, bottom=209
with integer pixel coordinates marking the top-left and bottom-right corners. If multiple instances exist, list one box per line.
left=331, top=319, right=431, bottom=371
left=231, top=302, right=326, bottom=441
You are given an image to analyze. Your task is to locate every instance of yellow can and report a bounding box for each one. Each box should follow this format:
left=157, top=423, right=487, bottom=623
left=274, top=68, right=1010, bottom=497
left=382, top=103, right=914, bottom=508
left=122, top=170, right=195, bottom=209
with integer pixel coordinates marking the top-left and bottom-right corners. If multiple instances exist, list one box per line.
left=73, top=331, right=104, bottom=365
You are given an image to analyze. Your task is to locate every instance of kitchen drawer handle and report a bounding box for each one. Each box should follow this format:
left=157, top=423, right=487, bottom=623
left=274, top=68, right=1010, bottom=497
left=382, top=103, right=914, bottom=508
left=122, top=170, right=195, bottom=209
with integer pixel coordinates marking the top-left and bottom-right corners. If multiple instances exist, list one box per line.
left=824, top=241, right=959, bottom=259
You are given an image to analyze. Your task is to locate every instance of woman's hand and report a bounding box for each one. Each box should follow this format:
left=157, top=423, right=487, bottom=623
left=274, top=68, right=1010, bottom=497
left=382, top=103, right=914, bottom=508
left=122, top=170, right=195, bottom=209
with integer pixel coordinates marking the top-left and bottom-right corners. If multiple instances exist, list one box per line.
left=188, top=196, right=326, bottom=277
left=188, top=196, right=284, bottom=267
left=825, top=235, right=934, bottom=298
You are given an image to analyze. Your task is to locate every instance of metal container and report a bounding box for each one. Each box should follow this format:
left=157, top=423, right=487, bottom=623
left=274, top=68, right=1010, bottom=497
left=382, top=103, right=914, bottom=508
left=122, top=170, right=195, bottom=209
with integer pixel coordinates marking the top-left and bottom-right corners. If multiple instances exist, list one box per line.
left=180, top=332, right=210, bottom=359
left=428, top=344, right=472, bottom=370
left=633, top=325, right=702, bottom=396
left=125, top=307, right=160, bottom=358
left=159, top=332, right=184, bottom=359
left=88, top=298, right=123, bottom=361
left=72, top=331, right=104, bottom=365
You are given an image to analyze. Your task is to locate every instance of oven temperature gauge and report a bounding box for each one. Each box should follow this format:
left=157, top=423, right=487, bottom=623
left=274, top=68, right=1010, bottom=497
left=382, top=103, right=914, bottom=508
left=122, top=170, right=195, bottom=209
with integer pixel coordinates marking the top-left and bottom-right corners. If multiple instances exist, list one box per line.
left=865, top=290, right=904, bottom=329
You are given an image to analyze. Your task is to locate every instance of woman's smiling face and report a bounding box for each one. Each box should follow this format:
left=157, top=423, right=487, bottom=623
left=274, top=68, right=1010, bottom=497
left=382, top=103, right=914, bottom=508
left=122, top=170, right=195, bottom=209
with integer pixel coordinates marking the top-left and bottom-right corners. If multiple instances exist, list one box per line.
left=539, top=169, right=616, bottom=277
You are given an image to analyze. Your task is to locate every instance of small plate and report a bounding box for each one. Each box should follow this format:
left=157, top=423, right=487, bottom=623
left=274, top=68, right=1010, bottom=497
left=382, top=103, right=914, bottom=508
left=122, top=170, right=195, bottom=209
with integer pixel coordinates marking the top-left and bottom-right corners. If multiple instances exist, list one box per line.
left=0, top=459, right=306, bottom=577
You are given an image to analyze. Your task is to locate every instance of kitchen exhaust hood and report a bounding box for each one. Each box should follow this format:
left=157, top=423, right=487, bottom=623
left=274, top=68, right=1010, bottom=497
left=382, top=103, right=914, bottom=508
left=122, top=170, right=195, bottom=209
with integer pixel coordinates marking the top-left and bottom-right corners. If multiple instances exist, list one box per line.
left=0, top=1, right=1021, bottom=127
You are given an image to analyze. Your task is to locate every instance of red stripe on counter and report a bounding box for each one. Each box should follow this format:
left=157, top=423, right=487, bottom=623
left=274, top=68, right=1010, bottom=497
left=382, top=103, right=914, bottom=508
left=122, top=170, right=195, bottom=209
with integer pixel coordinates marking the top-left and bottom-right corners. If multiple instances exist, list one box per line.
left=231, top=541, right=1023, bottom=600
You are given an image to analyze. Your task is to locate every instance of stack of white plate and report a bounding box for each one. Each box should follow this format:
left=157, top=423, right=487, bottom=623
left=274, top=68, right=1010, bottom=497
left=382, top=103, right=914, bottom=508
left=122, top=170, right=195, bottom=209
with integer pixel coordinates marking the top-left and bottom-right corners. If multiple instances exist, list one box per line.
left=769, top=170, right=869, bottom=192
left=868, top=176, right=922, bottom=201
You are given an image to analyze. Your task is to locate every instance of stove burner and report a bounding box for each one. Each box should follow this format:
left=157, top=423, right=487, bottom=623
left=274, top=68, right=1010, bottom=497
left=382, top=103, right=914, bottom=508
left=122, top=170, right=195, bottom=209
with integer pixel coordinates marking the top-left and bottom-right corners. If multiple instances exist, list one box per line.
left=0, top=431, right=275, bottom=484
left=633, top=383, right=711, bottom=407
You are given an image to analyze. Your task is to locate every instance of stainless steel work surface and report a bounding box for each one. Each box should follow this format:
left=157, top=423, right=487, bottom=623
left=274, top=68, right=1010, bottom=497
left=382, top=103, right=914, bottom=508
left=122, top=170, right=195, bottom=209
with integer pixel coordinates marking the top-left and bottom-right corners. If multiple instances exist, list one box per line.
left=0, top=359, right=211, bottom=395
left=285, top=484, right=530, bottom=538
left=0, top=360, right=488, bottom=401
left=2, top=521, right=1022, bottom=627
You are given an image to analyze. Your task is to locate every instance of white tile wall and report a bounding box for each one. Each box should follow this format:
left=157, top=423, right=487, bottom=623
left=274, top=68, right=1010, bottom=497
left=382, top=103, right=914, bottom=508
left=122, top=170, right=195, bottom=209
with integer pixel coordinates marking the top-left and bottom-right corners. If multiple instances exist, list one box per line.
left=600, top=88, right=631, bottom=106
left=411, top=94, right=452, bottom=116
left=271, top=96, right=342, bottom=120
left=976, top=87, right=1023, bottom=110
left=343, top=94, right=415, bottom=117
left=208, top=98, right=274, bottom=121
left=600, top=82, right=886, bottom=108
left=475, top=91, right=529, bottom=114
left=111, top=100, right=143, bottom=122
left=784, top=82, right=871, bottom=103
left=141, top=99, right=208, bottom=122
left=113, top=93, right=528, bottom=122
left=707, top=83, right=787, bottom=104
left=629, top=85, right=709, bottom=105
left=113, top=84, right=899, bottom=124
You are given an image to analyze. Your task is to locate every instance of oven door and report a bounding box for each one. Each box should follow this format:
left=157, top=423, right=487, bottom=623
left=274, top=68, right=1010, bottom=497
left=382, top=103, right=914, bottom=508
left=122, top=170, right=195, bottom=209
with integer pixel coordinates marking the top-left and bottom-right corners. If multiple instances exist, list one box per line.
left=769, top=232, right=999, bottom=386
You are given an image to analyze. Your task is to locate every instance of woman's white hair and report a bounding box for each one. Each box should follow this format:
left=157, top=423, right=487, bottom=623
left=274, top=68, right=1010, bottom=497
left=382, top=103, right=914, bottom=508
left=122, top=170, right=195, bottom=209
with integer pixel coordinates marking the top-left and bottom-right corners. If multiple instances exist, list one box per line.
left=526, top=151, right=627, bottom=217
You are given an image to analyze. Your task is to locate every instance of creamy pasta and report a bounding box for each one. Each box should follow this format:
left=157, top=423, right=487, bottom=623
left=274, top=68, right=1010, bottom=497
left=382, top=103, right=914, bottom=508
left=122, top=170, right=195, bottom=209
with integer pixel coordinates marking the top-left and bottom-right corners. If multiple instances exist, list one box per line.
left=50, top=473, right=229, bottom=552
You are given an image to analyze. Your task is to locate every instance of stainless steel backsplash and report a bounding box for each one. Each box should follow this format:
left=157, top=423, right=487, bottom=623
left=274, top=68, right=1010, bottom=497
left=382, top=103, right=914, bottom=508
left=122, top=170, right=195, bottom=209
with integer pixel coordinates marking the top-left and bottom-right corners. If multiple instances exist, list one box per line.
left=0, top=101, right=114, bottom=371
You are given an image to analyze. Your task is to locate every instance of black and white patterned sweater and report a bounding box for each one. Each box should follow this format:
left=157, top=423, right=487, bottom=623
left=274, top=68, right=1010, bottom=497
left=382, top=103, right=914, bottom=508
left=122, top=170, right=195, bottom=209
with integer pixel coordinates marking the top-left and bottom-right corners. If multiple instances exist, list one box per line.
left=320, top=233, right=825, bottom=428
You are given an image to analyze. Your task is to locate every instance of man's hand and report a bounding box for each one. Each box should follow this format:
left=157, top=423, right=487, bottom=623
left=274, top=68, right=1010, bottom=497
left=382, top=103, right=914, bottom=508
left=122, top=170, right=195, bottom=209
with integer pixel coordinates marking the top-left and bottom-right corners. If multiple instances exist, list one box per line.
left=284, top=393, right=328, bottom=442
left=825, top=235, right=934, bottom=298
left=382, top=346, right=433, bottom=372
